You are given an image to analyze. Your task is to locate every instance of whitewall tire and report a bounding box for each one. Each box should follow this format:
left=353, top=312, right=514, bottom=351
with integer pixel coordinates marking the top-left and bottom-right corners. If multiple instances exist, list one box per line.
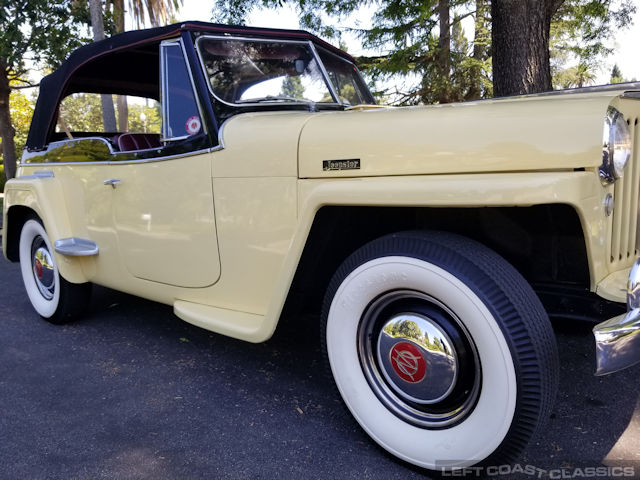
left=321, top=231, right=558, bottom=472
left=19, top=217, right=91, bottom=324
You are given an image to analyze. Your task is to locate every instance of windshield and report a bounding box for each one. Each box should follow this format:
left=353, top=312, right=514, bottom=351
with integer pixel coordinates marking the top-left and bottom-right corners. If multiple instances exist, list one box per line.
left=197, top=37, right=334, bottom=105
left=196, top=36, right=374, bottom=107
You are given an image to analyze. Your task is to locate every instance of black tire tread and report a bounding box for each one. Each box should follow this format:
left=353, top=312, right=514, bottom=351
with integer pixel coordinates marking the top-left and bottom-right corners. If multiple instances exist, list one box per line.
left=47, top=277, right=92, bottom=325
left=22, top=214, right=92, bottom=325
left=320, top=230, right=559, bottom=470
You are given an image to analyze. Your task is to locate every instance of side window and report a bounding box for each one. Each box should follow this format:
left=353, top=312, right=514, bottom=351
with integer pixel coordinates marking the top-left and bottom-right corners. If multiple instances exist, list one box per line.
left=57, top=94, right=161, bottom=136
left=56, top=93, right=162, bottom=153
left=160, top=41, right=202, bottom=140
left=45, top=38, right=208, bottom=158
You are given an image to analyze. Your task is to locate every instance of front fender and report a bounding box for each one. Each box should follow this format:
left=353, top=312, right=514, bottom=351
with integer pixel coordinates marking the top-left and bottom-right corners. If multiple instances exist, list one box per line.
left=254, top=171, right=608, bottom=342
left=3, top=175, right=94, bottom=284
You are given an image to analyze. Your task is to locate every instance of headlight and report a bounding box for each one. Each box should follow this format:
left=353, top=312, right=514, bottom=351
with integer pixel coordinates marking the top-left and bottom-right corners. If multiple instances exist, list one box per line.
left=600, top=107, right=632, bottom=184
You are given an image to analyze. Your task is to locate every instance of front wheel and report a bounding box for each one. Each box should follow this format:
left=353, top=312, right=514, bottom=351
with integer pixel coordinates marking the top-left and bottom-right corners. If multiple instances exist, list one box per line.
left=322, top=231, right=558, bottom=472
left=19, top=218, right=91, bottom=324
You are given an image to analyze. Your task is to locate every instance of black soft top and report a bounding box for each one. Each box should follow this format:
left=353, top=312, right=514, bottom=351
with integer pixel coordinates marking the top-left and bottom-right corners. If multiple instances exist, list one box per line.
left=27, top=21, right=354, bottom=151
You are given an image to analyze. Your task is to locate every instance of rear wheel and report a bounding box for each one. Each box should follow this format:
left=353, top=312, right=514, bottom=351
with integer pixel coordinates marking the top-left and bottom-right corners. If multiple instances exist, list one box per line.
left=322, top=231, right=558, bottom=471
left=19, top=218, right=91, bottom=324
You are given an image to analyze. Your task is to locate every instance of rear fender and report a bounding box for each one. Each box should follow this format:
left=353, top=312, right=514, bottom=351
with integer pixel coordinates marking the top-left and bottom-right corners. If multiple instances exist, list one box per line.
left=3, top=176, right=94, bottom=284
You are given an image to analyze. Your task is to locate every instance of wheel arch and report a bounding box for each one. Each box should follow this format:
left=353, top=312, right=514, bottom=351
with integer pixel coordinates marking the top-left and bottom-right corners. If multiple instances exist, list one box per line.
left=3, top=184, right=92, bottom=284
left=4, top=204, right=38, bottom=262
left=280, top=203, right=592, bottom=323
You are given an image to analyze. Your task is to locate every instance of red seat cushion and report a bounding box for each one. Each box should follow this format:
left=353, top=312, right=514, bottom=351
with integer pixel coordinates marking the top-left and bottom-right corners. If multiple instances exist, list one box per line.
left=115, top=133, right=161, bottom=152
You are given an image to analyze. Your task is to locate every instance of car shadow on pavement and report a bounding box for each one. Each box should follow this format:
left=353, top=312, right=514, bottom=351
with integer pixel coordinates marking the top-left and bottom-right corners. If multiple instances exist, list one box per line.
left=85, top=284, right=640, bottom=478
left=78, top=284, right=418, bottom=479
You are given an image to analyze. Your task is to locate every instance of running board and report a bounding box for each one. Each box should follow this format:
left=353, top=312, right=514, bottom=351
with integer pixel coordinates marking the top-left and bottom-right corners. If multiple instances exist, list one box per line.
left=174, top=300, right=265, bottom=342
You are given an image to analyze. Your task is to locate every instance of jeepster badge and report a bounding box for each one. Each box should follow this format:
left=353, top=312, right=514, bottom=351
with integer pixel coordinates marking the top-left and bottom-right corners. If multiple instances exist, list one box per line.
left=323, top=159, right=361, bottom=171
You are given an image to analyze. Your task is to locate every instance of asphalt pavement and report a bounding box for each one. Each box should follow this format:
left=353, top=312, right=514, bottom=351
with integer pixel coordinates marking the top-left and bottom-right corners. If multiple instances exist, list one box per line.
left=1, top=255, right=639, bottom=479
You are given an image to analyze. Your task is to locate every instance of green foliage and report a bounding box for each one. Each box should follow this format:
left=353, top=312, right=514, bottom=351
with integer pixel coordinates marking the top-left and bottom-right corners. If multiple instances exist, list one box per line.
left=359, top=5, right=488, bottom=105
left=214, top=0, right=489, bottom=105
left=0, top=0, right=89, bottom=83
left=58, top=93, right=161, bottom=134
left=214, top=0, right=635, bottom=104
left=59, top=93, right=105, bottom=132
left=42, top=138, right=113, bottom=163
left=10, top=89, right=34, bottom=157
left=1, top=0, right=88, bottom=181
left=554, top=62, right=597, bottom=89
left=0, top=163, right=5, bottom=193
left=383, top=319, right=452, bottom=354
left=550, top=0, right=635, bottom=89
left=280, top=76, right=306, bottom=99
left=610, top=64, right=625, bottom=84
left=394, top=320, right=422, bottom=341
left=127, top=103, right=162, bottom=133
left=123, top=0, right=183, bottom=28
left=385, top=319, right=424, bottom=342
left=551, top=0, right=636, bottom=61
left=423, top=10, right=492, bottom=103
left=0, top=85, right=35, bottom=173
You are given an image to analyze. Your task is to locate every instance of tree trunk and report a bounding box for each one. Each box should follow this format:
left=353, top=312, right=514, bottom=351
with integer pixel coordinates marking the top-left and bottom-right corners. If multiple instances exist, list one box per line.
left=0, top=65, right=17, bottom=181
left=436, top=0, right=451, bottom=104
left=113, top=0, right=125, bottom=32
left=491, top=0, right=564, bottom=97
left=117, top=95, right=129, bottom=132
left=89, top=0, right=117, bottom=131
left=57, top=115, right=73, bottom=140
left=466, top=0, right=489, bottom=100
left=113, top=0, right=129, bottom=132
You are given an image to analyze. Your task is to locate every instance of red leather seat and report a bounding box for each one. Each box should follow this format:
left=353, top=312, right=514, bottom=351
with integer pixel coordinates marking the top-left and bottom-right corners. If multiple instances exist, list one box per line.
left=114, top=133, right=161, bottom=152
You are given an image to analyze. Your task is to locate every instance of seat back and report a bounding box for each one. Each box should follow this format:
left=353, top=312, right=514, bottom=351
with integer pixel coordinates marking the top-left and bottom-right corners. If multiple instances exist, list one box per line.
left=115, top=133, right=161, bottom=152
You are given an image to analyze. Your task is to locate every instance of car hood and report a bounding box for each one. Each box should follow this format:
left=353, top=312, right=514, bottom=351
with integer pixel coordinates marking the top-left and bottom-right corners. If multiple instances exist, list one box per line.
left=297, top=91, right=623, bottom=178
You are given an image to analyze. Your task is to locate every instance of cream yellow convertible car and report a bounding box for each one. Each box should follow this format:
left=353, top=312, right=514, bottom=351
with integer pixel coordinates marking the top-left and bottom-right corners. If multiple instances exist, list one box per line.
left=3, top=21, right=640, bottom=473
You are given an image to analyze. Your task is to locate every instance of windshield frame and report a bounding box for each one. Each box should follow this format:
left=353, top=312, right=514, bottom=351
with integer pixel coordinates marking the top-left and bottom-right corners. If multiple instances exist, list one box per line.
left=194, top=34, right=369, bottom=108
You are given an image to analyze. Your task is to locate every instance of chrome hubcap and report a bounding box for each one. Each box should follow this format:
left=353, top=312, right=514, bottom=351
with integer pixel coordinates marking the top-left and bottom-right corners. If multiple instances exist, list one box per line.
left=358, top=290, right=481, bottom=428
left=31, top=237, right=55, bottom=300
left=377, top=313, right=457, bottom=404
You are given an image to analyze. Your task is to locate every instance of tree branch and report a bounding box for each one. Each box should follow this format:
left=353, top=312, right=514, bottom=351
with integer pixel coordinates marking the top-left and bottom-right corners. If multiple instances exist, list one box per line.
left=10, top=82, right=40, bottom=90
left=450, top=10, right=476, bottom=25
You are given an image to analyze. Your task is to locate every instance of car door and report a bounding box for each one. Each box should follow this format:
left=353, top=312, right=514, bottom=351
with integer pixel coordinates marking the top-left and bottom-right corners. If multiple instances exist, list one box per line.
left=110, top=39, right=221, bottom=288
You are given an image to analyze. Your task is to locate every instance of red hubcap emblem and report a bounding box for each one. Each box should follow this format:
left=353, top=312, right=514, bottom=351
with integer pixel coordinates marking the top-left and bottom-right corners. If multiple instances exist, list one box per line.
left=34, top=259, right=43, bottom=279
left=389, top=342, right=427, bottom=383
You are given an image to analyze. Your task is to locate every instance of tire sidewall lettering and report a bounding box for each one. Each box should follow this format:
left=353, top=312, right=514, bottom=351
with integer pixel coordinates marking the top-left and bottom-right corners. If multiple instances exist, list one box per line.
left=326, top=256, right=517, bottom=469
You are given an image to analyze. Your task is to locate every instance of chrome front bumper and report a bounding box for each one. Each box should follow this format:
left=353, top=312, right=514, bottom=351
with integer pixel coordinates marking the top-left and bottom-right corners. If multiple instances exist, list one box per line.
left=593, top=259, right=640, bottom=375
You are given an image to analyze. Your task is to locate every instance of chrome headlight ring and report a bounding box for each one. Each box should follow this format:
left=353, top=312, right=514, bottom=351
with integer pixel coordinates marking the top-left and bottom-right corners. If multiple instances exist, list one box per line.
left=600, top=106, right=632, bottom=184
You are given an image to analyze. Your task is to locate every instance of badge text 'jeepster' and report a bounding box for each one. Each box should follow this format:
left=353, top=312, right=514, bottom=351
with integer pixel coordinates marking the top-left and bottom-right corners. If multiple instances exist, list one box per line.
left=322, top=159, right=361, bottom=171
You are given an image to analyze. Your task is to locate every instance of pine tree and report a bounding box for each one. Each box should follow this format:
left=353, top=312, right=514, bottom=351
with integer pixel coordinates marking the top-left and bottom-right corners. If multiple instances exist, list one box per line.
left=213, top=0, right=634, bottom=102
left=610, top=64, right=625, bottom=84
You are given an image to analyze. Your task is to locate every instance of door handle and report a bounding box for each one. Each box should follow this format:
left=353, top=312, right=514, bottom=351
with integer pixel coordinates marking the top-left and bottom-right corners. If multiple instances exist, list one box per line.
left=103, top=178, right=121, bottom=189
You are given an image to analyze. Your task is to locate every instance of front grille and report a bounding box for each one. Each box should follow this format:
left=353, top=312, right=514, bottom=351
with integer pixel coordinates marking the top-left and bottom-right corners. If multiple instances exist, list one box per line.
left=610, top=117, right=640, bottom=267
